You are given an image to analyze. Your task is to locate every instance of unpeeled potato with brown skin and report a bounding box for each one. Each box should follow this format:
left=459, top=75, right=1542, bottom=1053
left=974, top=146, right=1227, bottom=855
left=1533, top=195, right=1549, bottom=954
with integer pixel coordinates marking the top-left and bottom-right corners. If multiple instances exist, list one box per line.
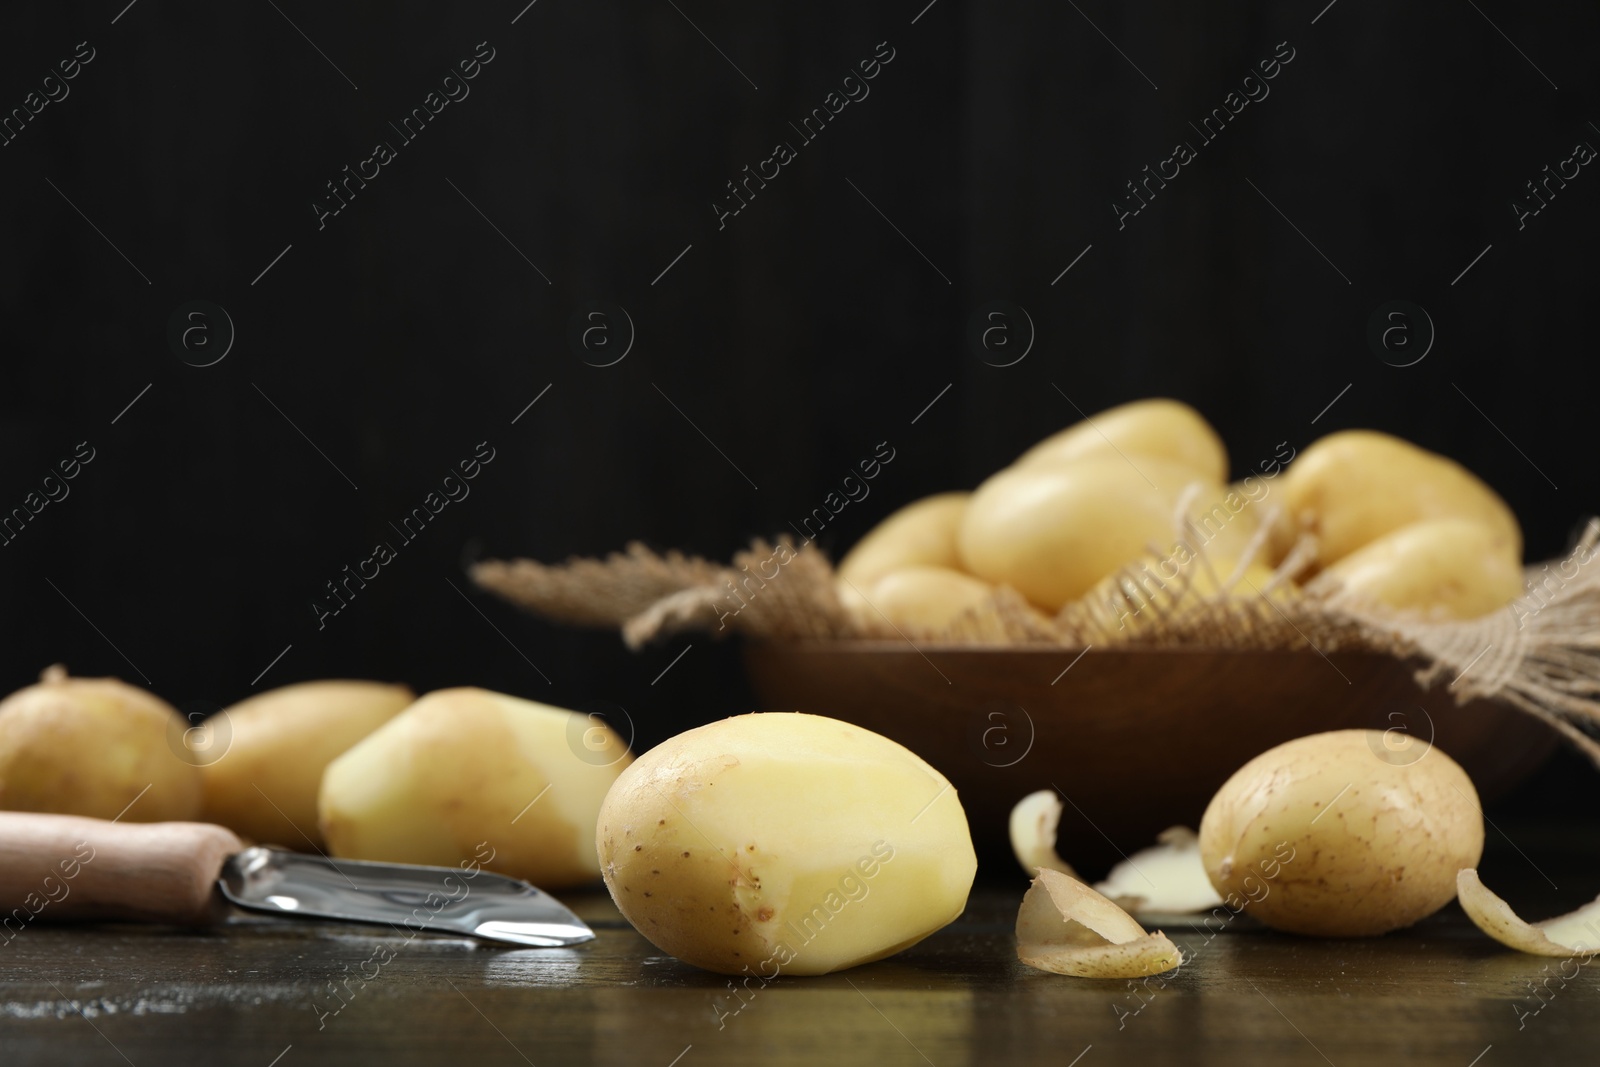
left=862, top=566, right=996, bottom=632
left=0, top=666, right=201, bottom=822
left=1311, top=517, right=1522, bottom=619
left=836, top=492, right=969, bottom=590
left=1013, top=398, right=1228, bottom=485
left=200, top=680, right=413, bottom=849
left=1199, top=729, right=1484, bottom=937
left=1279, top=430, right=1521, bottom=568
left=959, top=456, right=1211, bottom=611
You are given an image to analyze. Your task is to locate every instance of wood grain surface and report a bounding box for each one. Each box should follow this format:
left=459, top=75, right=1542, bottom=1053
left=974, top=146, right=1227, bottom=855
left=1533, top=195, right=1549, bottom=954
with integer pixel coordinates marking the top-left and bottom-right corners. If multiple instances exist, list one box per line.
left=3, top=825, right=1597, bottom=1066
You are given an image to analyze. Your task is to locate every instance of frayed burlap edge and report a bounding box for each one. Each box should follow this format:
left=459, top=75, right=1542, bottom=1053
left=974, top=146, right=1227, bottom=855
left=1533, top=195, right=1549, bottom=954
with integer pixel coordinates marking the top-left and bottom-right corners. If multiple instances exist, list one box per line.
left=470, top=518, right=1600, bottom=763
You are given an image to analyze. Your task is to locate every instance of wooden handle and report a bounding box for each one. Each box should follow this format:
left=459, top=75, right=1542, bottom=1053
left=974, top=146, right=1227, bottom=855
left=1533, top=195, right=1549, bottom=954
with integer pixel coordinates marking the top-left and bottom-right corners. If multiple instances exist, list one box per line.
left=0, top=813, right=244, bottom=927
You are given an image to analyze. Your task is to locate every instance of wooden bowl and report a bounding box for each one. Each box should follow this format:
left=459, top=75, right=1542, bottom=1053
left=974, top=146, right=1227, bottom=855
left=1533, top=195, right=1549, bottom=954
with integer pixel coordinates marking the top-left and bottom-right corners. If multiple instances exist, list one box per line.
left=743, top=643, right=1559, bottom=872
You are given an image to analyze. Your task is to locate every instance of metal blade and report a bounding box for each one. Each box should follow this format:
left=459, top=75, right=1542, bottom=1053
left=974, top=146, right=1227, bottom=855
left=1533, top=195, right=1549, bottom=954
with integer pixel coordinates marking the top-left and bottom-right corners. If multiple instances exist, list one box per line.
left=218, top=846, right=594, bottom=947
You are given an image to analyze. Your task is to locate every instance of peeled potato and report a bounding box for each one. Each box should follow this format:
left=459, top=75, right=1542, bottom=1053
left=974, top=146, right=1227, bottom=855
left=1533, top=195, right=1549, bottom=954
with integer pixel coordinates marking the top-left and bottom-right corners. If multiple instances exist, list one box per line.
left=1311, top=517, right=1523, bottom=619
left=0, top=665, right=201, bottom=822
left=862, top=566, right=995, bottom=632
left=1014, top=398, right=1227, bottom=485
left=1280, top=430, right=1521, bottom=568
left=320, top=687, right=631, bottom=888
left=959, top=456, right=1210, bottom=611
left=200, top=680, right=413, bottom=849
left=836, top=492, right=969, bottom=589
left=596, top=712, right=976, bottom=976
left=1199, top=729, right=1483, bottom=936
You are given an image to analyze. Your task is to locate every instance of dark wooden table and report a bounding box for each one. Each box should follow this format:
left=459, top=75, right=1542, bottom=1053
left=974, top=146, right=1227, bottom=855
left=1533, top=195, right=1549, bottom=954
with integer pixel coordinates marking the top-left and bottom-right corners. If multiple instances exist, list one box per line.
left=4, top=827, right=1597, bottom=1066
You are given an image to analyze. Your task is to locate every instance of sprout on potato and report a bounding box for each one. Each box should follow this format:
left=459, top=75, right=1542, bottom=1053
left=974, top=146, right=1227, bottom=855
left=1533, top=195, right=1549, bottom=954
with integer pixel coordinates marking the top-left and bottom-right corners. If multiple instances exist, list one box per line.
left=597, top=712, right=976, bottom=976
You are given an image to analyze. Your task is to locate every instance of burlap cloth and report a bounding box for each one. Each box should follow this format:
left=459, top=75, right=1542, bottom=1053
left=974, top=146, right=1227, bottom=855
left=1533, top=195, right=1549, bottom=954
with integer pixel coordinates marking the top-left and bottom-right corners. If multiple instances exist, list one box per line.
left=471, top=518, right=1600, bottom=763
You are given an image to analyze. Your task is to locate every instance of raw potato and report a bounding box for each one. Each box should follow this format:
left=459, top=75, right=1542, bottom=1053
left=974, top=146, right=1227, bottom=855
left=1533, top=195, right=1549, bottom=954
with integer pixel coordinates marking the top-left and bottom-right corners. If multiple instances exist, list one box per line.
left=1021, top=448, right=1227, bottom=499
left=861, top=566, right=996, bottom=632
left=320, top=687, right=631, bottom=888
left=1016, top=868, right=1183, bottom=978
left=596, top=712, right=977, bottom=976
left=1457, top=869, right=1600, bottom=956
left=959, top=456, right=1213, bottom=611
left=1199, top=729, right=1484, bottom=937
left=1014, top=398, right=1228, bottom=485
left=1080, top=472, right=1287, bottom=636
left=1279, top=430, right=1522, bottom=568
left=200, top=680, right=414, bottom=849
left=1031, top=457, right=1266, bottom=565
left=836, top=492, right=969, bottom=589
left=834, top=579, right=875, bottom=627
left=1310, top=517, right=1522, bottom=620
left=0, top=665, right=200, bottom=823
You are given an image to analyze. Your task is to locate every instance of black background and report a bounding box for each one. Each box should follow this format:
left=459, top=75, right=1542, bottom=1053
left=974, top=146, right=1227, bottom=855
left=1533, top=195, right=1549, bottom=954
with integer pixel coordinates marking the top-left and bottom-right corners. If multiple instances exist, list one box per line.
left=1, top=2, right=1596, bottom=812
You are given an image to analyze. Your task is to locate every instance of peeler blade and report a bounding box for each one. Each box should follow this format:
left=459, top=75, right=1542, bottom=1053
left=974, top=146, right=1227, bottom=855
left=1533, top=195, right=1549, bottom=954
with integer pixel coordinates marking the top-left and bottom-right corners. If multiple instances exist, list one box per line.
left=217, top=846, right=594, bottom=947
